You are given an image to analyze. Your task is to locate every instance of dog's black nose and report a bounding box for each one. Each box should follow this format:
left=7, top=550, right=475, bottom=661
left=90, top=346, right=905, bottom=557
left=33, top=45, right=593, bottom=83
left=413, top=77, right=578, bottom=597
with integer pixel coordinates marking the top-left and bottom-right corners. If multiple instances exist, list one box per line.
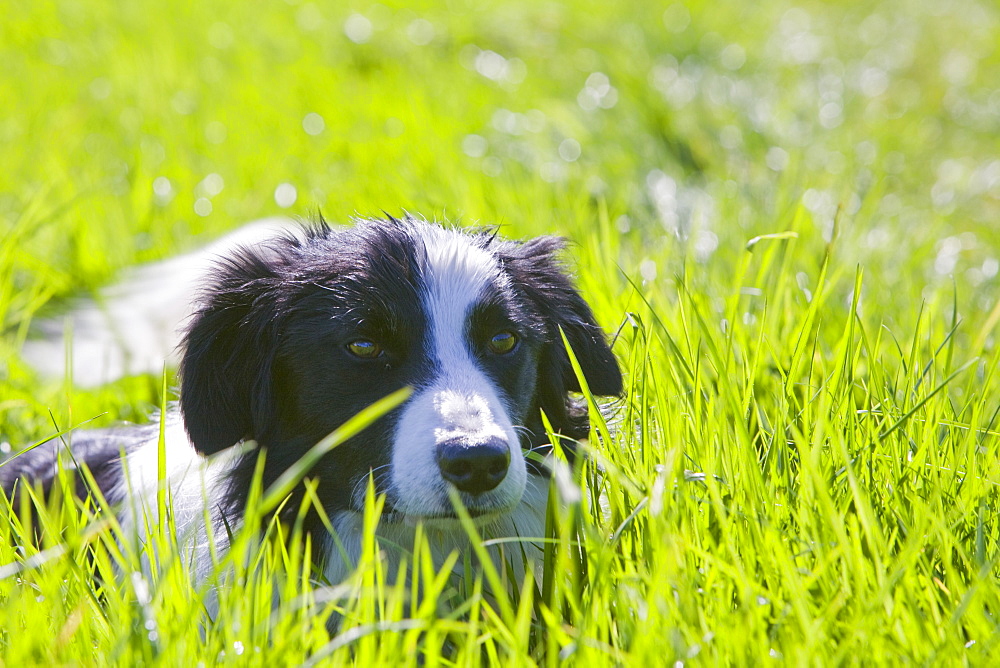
left=436, top=436, right=510, bottom=495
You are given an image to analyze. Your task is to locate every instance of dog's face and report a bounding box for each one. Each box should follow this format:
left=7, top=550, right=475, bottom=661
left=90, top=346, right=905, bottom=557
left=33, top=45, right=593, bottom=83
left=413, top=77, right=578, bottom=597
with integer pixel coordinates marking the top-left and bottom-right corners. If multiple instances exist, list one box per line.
left=179, top=218, right=621, bottom=523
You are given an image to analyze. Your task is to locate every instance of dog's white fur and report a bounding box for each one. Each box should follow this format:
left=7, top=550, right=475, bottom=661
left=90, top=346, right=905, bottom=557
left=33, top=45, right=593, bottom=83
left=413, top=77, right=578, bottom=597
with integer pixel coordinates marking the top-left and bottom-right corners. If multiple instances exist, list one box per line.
left=391, top=226, right=527, bottom=518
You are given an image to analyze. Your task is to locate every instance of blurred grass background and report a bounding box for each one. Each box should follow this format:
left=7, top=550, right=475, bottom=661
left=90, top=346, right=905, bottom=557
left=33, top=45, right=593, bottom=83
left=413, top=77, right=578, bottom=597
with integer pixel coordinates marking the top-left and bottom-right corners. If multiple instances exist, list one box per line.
left=2, top=0, right=1000, bottom=663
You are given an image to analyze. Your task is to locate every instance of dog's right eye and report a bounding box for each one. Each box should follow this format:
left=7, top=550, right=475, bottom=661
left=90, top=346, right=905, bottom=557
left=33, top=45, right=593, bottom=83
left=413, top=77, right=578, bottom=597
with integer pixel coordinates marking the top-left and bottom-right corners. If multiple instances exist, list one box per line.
left=487, top=331, right=518, bottom=355
left=346, top=339, right=383, bottom=359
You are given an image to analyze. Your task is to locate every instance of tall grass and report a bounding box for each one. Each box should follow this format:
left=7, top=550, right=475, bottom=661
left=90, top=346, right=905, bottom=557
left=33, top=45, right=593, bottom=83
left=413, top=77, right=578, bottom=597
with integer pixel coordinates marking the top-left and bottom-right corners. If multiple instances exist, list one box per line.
left=2, top=0, right=999, bottom=663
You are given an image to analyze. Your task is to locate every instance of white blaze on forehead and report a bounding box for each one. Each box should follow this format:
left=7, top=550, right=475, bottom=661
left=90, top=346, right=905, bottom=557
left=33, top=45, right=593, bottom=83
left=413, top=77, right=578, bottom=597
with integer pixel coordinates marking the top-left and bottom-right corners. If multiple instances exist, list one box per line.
left=419, top=226, right=502, bottom=344
left=387, top=225, right=528, bottom=517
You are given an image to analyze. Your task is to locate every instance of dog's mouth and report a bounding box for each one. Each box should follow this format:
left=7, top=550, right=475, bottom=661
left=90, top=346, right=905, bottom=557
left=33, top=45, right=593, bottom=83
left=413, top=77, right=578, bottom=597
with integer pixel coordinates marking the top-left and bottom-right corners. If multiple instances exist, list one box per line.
left=376, top=497, right=514, bottom=527
left=356, top=462, right=528, bottom=526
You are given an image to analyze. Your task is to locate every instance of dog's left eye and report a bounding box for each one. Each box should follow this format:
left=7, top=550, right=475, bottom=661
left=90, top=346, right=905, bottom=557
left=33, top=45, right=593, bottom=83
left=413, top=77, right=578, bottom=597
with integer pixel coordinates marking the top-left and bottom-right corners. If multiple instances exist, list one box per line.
left=346, top=339, right=383, bottom=359
left=487, top=331, right=518, bottom=355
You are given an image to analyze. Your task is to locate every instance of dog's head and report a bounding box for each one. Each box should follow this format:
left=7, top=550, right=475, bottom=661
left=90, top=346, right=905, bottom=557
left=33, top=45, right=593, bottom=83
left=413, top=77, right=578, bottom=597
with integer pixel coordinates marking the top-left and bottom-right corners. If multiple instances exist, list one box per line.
left=179, top=217, right=622, bottom=521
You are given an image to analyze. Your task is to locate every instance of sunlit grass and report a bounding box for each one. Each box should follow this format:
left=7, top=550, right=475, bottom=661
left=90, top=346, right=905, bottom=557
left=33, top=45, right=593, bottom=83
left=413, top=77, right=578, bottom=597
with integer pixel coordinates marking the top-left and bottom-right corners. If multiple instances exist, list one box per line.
left=3, top=0, right=1000, bottom=663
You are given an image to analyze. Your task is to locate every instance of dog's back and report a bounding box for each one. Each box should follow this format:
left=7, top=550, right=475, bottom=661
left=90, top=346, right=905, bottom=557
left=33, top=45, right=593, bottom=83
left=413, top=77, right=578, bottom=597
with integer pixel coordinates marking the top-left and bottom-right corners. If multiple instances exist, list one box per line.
left=1, top=426, right=150, bottom=519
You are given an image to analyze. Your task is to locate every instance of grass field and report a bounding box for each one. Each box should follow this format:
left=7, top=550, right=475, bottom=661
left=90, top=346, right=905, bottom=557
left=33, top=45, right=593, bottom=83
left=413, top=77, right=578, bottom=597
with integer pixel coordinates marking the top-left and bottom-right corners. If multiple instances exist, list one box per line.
left=2, top=0, right=1000, bottom=664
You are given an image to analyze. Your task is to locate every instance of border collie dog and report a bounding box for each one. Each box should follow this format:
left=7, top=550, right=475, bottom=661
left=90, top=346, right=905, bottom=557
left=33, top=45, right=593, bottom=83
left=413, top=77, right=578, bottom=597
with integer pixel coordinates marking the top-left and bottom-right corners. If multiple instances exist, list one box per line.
left=2, top=216, right=622, bottom=585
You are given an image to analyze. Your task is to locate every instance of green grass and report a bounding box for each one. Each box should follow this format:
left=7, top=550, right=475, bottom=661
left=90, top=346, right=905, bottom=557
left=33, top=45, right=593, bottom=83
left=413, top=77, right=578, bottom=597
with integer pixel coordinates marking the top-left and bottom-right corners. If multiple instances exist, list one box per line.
left=3, top=0, right=1000, bottom=663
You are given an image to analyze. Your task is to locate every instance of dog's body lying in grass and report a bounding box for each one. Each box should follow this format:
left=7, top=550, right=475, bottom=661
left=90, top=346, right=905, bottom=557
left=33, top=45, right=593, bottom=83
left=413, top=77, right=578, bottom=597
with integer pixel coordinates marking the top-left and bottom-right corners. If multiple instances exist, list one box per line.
left=3, top=216, right=622, bottom=588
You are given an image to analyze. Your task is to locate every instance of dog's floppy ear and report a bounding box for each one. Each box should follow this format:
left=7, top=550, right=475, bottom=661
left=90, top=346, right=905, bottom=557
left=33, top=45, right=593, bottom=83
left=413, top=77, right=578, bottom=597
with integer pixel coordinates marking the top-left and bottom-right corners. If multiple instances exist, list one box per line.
left=500, top=236, right=622, bottom=429
left=180, top=249, right=284, bottom=455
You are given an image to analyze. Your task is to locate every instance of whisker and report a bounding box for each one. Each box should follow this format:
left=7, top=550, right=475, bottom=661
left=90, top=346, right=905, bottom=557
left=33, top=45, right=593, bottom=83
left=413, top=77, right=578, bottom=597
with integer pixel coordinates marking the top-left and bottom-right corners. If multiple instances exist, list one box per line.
left=350, top=463, right=392, bottom=509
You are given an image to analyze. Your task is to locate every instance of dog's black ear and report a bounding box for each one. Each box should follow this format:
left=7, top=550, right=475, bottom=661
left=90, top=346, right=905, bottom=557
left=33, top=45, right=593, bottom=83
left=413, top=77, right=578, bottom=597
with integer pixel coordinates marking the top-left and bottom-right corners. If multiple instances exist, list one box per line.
left=500, top=236, right=622, bottom=432
left=180, top=250, right=284, bottom=455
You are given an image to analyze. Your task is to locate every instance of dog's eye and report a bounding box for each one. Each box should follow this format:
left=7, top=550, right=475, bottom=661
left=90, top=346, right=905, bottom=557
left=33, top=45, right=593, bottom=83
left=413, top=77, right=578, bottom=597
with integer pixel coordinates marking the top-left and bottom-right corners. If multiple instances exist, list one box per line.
left=487, top=331, right=518, bottom=355
left=346, top=339, right=383, bottom=359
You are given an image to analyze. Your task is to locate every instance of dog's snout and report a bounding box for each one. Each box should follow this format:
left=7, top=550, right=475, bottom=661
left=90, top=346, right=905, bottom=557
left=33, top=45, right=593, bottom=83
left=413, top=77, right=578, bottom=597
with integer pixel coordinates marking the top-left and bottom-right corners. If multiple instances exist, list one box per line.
left=436, top=436, right=510, bottom=495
